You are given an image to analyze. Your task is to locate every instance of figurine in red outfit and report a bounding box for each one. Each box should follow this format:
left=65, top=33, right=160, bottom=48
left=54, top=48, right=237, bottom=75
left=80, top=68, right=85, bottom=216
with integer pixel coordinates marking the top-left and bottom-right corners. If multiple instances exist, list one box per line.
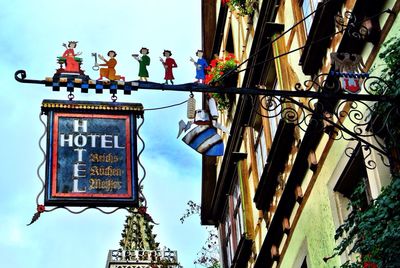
left=62, top=41, right=81, bottom=73
left=159, top=50, right=177, bottom=85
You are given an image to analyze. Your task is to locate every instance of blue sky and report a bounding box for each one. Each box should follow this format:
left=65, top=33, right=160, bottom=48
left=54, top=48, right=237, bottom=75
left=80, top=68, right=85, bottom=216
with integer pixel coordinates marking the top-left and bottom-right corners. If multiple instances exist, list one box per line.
left=0, top=0, right=209, bottom=267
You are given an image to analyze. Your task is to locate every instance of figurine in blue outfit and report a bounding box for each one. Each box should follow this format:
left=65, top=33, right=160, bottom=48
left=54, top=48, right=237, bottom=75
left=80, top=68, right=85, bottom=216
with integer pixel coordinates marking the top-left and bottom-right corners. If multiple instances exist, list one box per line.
left=190, top=49, right=208, bottom=83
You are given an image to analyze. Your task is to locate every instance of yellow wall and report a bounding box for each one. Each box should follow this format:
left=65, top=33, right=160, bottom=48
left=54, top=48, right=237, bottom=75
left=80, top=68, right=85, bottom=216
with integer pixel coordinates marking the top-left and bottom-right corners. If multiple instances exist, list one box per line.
left=211, top=0, right=399, bottom=266
left=279, top=9, right=400, bottom=268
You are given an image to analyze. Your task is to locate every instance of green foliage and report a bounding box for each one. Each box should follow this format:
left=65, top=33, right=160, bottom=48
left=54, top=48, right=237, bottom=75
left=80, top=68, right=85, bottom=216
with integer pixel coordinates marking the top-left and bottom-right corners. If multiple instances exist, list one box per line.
left=334, top=178, right=400, bottom=267
left=224, top=0, right=258, bottom=16
left=333, top=37, right=400, bottom=268
left=371, top=37, right=400, bottom=153
left=211, top=93, right=231, bottom=110
left=378, top=37, right=400, bottom=90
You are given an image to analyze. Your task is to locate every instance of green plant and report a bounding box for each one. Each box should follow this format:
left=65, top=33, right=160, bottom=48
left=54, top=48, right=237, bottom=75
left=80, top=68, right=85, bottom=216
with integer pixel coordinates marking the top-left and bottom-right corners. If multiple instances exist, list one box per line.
left=333, top=177, right=400, bottom=268
left=371, top=37, right=400, bottom=157
left=332, top=37, right=400, bottom=268
left=205, top=53, right=239, bottom=110
left=222, top=0, right=258, bottom=16
left=205, top=53, right=238, bottom=85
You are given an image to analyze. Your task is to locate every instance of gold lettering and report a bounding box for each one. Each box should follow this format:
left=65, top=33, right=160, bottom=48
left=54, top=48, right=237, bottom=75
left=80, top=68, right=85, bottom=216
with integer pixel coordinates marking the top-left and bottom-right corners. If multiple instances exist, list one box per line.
left=90, top=166, right=97, bottom=176
left=90, top=166, right=123, bottom=176
left=89, top=153, right=120, bottom=163
left=90, top=153, right=97, bottom=162
left=89, top=178, right=122, bottom=192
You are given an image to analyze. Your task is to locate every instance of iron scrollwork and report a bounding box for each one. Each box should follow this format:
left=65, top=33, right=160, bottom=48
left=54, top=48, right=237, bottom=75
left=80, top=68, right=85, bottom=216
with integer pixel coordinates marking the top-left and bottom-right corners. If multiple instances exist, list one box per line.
left=15, top=67, right=397, bottom=171
left=256, top=73, right=396, bottom=169
left=335, top=10, right=369, bottom=40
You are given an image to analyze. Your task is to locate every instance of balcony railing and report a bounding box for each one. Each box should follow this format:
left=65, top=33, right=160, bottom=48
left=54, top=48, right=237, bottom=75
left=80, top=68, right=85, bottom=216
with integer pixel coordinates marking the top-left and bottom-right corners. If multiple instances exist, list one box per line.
left=105, top=249, right=181, bottom=268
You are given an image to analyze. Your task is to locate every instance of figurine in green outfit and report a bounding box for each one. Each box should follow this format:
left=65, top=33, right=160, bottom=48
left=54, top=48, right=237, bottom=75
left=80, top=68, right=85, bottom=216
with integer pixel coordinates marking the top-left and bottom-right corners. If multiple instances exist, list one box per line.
left=132, top=47, right=150, bottom=81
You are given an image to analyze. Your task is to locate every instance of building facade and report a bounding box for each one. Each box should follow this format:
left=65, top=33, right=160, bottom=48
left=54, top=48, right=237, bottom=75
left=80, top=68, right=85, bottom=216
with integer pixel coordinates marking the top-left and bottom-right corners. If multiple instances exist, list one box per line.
left=200, top=0, right=399, bottom=267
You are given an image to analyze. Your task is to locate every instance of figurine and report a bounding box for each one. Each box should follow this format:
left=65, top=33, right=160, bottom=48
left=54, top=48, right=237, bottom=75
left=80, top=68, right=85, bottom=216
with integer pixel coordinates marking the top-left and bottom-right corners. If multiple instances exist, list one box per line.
left=132, top=47, right=150, bottom=81
left=190, top=49, right=208, bottom=83
left=96, top=50, right=125, bottom=81
left=159, top=50, right=177, bottom=85
left=61, top=41, right=82, bottom=73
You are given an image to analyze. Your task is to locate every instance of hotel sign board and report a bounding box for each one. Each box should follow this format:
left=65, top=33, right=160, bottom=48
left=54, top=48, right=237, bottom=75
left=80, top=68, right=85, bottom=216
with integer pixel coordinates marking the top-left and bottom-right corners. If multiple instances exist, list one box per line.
left=42, top=100, right=143, bottom=207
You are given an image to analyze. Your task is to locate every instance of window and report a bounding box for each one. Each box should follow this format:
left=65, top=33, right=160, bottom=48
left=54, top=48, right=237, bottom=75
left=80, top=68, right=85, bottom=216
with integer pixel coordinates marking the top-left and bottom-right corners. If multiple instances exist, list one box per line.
left=268, top=111, right=279, bottom=140
left=253, top=114, right=268, bottom=180
left=255, top=130, right=267, bottom=179
left=268, top=82, right=281, bottom=140
left=330, top=143, right=373, bottom=264
left=223, top=210, right=234, bottom=267
left=301, top=0, right=319, bottom=34
left=334, top=144, right=372, bottom=204
left=233, top=183, right=244, bottom=244
left=220, top=178, right=245, bottom=267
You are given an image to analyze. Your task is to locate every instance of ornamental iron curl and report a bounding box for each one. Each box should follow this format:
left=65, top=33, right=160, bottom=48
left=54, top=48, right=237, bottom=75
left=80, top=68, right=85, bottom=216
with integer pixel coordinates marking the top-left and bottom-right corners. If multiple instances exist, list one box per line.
left=335, top=10, right=369, bottom=40
left=254, top=74, right=397, bottom=169
left=345, top=144, right=390, bottom=170
left=334, top=9, right=394, bottom=43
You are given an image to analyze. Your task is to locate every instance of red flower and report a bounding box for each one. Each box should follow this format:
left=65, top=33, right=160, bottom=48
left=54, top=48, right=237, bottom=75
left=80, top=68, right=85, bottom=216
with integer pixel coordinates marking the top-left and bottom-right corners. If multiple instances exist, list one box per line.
left=363, top=262, right=378, bottom=268
left=210, top=59, right=218, bottom=67
left=222, top=0, right=230, bottom=4
left=205, top=74, right=213, bottom=84
left=205, top=53, right=238, bottom=85
left=37, top=205, right=45, bottom=213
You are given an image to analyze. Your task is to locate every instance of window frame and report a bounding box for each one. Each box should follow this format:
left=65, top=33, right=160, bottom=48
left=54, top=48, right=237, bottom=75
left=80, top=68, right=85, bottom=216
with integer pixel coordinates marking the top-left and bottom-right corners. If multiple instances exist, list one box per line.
left=220, top=176, right=246, bottom=267
left=299, top=0, right=320, bottom=35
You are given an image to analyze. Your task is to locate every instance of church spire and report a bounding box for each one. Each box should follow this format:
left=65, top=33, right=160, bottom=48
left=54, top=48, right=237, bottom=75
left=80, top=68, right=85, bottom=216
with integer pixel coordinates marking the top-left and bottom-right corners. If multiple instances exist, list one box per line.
left=105, top=203, right=181, bottom=268
left=120, top=207, right=159, bottom=250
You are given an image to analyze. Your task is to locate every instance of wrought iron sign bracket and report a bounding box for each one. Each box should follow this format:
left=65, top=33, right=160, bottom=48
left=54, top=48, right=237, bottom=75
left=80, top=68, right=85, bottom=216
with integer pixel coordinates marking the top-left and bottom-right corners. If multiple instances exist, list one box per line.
left=14, top=70, right=397, bottom=103
left=15, top=69, right=398, bottom=166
